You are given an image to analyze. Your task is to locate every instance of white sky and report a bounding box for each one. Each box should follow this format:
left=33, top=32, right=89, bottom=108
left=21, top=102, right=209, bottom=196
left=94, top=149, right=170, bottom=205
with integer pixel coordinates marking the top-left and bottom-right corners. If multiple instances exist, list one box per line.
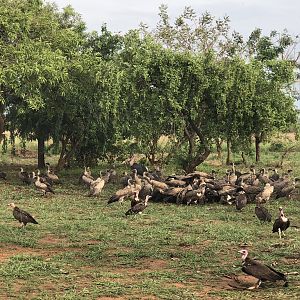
left=52, top=0, right=300, bottom=38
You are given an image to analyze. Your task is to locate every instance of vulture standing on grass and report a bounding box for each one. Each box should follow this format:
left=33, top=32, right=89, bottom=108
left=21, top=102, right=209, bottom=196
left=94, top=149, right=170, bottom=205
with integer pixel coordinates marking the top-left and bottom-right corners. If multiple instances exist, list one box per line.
left=238, top=249, right=288, bottom=289
left=275, top=181, right=296, bottom=199
left=272, top=207, right=290, bottom=238
left=255, top=183, right=274, bottom=203
left=18, top=167, right=31, bottom=185
left=125, top=195, right=151, bottom=215
left=108, top=179, right=141, bottom=204
left=45, top=165, right=60, bottom=184
left=36, top=170, right=53, bottom=186
left=79, top=167, right=94, bottom=186
left=34, top=175, right=55, bottom=196
left=8, top=203, right=38, bottom=228
left=255, top=203, right=272, bottom=222
left=89, top=174, right=105, bottom=197
left=235, top=187, right=247, bottom=211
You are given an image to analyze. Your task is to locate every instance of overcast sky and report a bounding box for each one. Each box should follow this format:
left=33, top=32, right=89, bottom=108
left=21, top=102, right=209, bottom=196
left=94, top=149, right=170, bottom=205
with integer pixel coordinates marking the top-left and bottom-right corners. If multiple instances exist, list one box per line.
left=52, top=0, right=300, bottom=38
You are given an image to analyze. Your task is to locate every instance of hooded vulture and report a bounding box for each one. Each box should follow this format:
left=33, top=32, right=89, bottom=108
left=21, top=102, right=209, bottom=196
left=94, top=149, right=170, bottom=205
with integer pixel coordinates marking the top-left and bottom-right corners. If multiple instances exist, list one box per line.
left=238, top=249, right=288, bottom=289
left=8, top=203, right=38, bottom=228
left=272, top=207, right=290, bottom=238
left=125, top=195, right=151, bottom=215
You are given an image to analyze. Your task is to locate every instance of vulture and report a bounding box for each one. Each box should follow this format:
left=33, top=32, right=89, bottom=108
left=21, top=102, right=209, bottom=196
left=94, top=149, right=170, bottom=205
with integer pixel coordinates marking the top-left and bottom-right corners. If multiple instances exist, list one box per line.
left=275, top=181, right=295, bottom=199
left=131, top=162, right=148, bottom=176
left=107, top=168, right=117, bottom=183
left=255, top=183, right=274, bottom=203
left=120, top=171, right=132, bottom=187
left=143, top=175, right=168, bottom=192
left=270, top=169, right=280, bottom=182
left=272, top=207, right=290, bottom=239
left=238, top=249, right=288, bottom=289
left=80, top=167, right=94, bottom=187
left=101, top=170, right=111, bottom=183
left=165, top=178, right=187, bottom=187
left=45, top=165, right=60, bottom=184
left=36, top=170, right=53, bottom=186
left=0, top=171, right=7, bottom=180
left=255, top=204, right=272, bottom=222
left=132, top=168, right=142, bottom=186
left=257, top=168, right=271, bottom=184
left=18, top=167, right=31, bottom=185
left=8, top=203, right=38, bottom=228
left=34, top=175, right=55, bottom=196
left=108, top=180, right=141, bottom=204
left=89, top=174, right=105, bottom=197
left=130, top=190, right=141, bottom=208
left=138, top=181, right=153, bottom=200
left=125, top=195, right=151, bottom=215
left=235, top=187, right=247, bottom=211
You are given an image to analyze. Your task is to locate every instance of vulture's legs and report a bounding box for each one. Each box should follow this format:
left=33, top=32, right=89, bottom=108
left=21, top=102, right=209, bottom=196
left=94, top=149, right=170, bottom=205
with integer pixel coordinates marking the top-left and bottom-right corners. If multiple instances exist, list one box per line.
left=248, top=279, right=261, bottom=290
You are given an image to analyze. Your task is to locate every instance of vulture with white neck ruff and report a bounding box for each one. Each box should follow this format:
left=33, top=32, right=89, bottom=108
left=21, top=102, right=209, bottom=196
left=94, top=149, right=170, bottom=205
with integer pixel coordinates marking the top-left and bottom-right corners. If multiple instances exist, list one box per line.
left=272, top=207, right=290, bottom=238
left=238, top=249, right=288, bottom=289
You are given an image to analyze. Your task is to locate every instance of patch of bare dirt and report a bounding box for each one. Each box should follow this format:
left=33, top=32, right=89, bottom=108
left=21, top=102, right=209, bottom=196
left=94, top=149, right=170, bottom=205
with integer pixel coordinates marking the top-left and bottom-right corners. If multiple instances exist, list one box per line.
left=142, top=258, right=168, bottom=270
left=194, top=286, right=225, bottom=300
left=0, top=244, right=80, bottom=262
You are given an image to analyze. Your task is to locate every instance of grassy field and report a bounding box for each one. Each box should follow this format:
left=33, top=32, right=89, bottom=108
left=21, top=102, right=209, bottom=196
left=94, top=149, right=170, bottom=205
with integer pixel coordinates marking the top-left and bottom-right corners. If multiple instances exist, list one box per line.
left=0, top=139, right=300, bottom=299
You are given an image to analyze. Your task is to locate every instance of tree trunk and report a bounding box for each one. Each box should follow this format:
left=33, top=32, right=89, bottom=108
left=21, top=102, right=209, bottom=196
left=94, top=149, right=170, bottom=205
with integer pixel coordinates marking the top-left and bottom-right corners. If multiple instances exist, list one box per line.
left=255, top=134, right=261, bottom=162
left=148, top=137, right=158, bottom=165
left=183, top=148, right=211, bottom=173
left=10, top=130, right=16, bottom=156
left=56, top=138, right=78, bottom=171
left=37, top=136, right=45, bottom=168
left=0, top=104, right=5, bottom=143
left=215, top=138, right=223, bottom=160
left=226, top=139, right=231, bottom=165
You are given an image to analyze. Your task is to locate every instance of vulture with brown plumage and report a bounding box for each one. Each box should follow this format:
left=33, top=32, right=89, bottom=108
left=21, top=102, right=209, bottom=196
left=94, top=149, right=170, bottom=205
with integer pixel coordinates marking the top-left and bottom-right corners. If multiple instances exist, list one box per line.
left=108, top=179, right=141, bottom=204
left=255, top=203, right=272, bottom=222
left=238, top=249, right=288, bottom=289
left=8, top=203, right=38, bottom=228
left=18, top=167, right=31, bottom=185
left=235, top=187, right=247, bottom=211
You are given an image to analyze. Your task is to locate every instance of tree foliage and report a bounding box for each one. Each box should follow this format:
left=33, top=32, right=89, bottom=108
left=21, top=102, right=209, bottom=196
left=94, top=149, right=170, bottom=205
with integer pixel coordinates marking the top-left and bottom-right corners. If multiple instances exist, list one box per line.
left=0, top=2, right=298, bottom=170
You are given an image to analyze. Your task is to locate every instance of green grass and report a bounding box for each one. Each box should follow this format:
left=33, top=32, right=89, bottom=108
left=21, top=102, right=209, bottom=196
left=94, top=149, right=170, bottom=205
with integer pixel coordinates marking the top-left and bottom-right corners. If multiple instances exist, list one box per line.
left=0, top=138, right=299, bottom=299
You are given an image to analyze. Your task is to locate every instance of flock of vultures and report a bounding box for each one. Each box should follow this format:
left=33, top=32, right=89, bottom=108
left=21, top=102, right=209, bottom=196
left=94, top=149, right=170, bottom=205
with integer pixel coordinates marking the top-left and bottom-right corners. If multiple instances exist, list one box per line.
left=0, top=161, right=299, bottom=290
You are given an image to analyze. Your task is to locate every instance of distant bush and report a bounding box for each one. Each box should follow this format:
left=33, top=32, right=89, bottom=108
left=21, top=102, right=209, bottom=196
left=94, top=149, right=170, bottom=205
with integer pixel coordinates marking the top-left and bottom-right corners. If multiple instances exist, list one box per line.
left=269, top=142, right=285, bottom=152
